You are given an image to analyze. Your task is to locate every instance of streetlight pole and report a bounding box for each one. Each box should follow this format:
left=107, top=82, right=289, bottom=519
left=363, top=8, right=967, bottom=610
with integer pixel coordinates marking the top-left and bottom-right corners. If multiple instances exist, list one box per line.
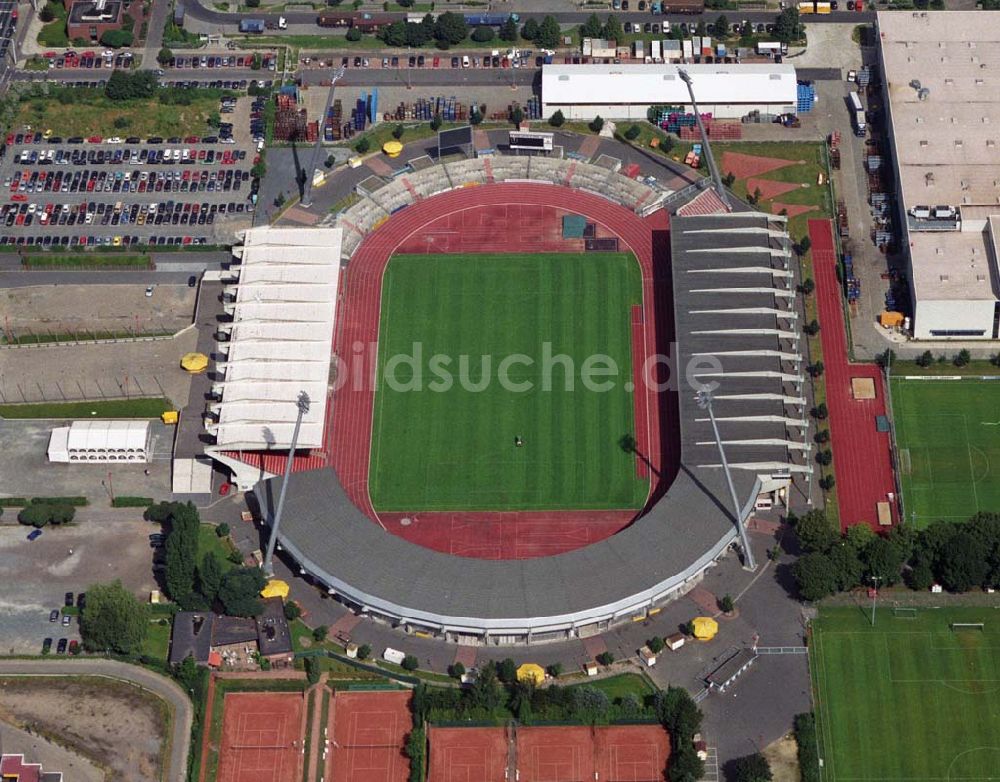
left=677, top=69, right=731, bottom=210
left=300, top=66, right=346, bottom=208
left=263, top=391, right=310, bottom=577
left=697, top=389, right=757, bottom=571
left=870, top=575, right=881, bottom=627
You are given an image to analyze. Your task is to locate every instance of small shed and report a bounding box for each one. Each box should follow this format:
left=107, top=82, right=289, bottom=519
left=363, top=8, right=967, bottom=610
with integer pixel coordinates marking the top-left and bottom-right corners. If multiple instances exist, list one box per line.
left=383, top=647, right=406, bottom=665
left=346, top=642, right=359, bottom=659
left=584, top=661, right=599, bottom=676
left=666, top=633, right=686, bottom=651
left=638, top=645, right=657, bottom=667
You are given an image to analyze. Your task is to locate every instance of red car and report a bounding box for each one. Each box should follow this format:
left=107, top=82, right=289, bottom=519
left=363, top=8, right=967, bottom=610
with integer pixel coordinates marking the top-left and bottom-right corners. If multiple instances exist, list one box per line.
left=433, top=56, right=440, bottom=68
left=11, top=194, right=27, bottom=202
left=87, top=135, right=102, bottom=143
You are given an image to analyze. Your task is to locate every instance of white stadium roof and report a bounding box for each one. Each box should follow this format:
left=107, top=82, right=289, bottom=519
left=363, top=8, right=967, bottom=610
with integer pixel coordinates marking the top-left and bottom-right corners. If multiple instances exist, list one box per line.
left=208, top=226, right=341, bottom=451
left=541, top=63, right=798, bottom=107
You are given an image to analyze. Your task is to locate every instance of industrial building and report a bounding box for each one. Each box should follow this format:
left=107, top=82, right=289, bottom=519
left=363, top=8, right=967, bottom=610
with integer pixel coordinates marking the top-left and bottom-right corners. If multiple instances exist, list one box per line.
left=541, top=63, right=798, bottom=121
left=878, top=12, right=1000, bottom=340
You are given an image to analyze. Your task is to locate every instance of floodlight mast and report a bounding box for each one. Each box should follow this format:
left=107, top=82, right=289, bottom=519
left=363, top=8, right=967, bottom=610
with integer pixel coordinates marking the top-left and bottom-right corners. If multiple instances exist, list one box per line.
left=263, top=391, right=311, bottom=577
left=301, top=66, right=346, bottom=208
left=677, top=69, right=731, bottom=210
left=696, top=389, right=757, bottom=571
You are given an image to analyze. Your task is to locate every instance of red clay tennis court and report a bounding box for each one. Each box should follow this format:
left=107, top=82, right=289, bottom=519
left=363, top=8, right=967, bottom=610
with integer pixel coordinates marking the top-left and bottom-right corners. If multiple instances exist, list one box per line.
left=427, top=726, right=508, bottom=782
left=516, top=725, right=670, bottom=782
left=217, top=691, right=306, bottom=782
left=328, top=690, right=413, bottom=782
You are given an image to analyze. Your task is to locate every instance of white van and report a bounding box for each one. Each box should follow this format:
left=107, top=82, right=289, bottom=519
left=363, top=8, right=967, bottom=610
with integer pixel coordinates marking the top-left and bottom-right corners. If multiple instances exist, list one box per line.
left=462, top=55, right=470, bottom=68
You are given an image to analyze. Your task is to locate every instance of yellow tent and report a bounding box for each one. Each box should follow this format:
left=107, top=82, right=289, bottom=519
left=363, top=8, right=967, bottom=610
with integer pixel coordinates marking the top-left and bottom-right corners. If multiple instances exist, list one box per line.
left=260, top=579, right=290, bottom=600
left=383, top=140, right=403, bottom=158
left=180, top=352, right=209, bottom=374
left=516, top=663, right=545, bottom=685
left=691, top=616, right=718, bottom=641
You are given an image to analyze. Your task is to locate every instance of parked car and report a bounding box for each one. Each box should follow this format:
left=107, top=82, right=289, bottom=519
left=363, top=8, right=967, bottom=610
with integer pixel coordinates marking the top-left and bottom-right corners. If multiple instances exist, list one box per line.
left=49, top=609, right=59, bottom=622
left=56, top=638, right=68, bottom=654
left=64, top=591, right=74, bottom=607
left=42, top=638, right=53, bottom=654
left=62, top=613, right=71, bottom=626
left=27, top=529, right=42, bottom=541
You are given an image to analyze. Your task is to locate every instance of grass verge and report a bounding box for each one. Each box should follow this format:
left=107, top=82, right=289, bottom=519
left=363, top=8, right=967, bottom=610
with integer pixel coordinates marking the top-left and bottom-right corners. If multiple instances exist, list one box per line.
left=0, top=398, right=172, bottom=419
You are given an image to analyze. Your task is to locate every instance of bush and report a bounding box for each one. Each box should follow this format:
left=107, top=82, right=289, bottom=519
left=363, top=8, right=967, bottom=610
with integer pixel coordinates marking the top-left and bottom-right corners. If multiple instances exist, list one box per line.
left=954, top=349, right=971, bottom=367
left=624, top=124, right=641, bottom=141
left=718, top=594, right=735, bottom=613
left=589, top=115, right=604, bottom=133
left=305, top=656, right=320, bottom=684
left=31, top=496, right=88, bottom=506
left=549, top=109, right=565, bottom=127
left=101, top=29, right=134, bottom=48
left=546, top=662, right=563, bottom=677
left=647, top=636, right=665, bottom=654
left=18, top=504, right=53, bottom=528
left=401, top=654, right=419, bottom=671
left=113, top=116, right=132, bottom=129
left=105, top=69, right=158, bottom=100
left=794, top=714, right=820, bottom=782
left=112, top=496, right=154, bottom=508
left=157, top=47, right=174, bottom=66
left=215, top=523, right=230, bottom=537
left=811, top=402, right=828, bottom=420
left=392, top=123, right=405, bottom=140
left=357, top=643, right=371, bottom=660
left=471, top=25, right=494, bottom=42
left=346, top=26, right=362, bottom=41
left=448, top=661, right=466, bottom=679
left=0, top=498, right=28, bottom=507
left=355, top=137, right=371, bottom=154
left=313, top=625, right=328, bottom=642
left=596, top=651, right=614, bottom=666
left=429, top=114, right=442, bottom=131
left=39, top=3, right=57, bottom=21
left=283, top=601, right=302, bottom=621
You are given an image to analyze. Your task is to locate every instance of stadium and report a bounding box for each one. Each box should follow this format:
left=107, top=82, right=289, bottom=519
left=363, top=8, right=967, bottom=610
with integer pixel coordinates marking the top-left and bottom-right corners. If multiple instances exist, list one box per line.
left=207, top=138, right=813, bottom=644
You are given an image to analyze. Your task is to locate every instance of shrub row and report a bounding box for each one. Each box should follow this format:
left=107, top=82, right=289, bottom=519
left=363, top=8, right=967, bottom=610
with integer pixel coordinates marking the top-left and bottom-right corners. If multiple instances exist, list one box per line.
left=112, top=496, right=155, bottom=508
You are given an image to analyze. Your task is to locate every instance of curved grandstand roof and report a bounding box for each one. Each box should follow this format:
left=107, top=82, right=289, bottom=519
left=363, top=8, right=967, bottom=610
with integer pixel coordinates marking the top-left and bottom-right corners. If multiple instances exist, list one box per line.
left=255, top=188, right=808, bottom=636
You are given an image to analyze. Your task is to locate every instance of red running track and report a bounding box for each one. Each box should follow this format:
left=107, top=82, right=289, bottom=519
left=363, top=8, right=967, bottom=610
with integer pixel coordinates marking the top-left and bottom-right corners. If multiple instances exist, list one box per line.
left=326, top=184, right=672, bottom=559
left=808, top=218, right=896, bottom=531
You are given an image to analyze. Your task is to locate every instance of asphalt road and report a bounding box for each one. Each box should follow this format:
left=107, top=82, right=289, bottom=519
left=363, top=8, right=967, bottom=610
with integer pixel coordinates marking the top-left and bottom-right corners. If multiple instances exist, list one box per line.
left=0, top=658, right=192, bottom=782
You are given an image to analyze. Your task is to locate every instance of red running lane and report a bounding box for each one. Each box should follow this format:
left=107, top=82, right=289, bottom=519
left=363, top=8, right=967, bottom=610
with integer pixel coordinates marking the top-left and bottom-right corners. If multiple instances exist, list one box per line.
left=327, top=183, right=667, bottom=558
left=808, top=218, right=896, bottom=531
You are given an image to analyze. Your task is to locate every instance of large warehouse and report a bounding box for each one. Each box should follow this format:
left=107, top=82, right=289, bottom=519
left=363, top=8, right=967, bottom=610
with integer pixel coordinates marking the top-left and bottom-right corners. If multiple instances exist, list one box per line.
left=541, top=63, right=798, bottom=121
left=878, top=12, right=1000, bottom=340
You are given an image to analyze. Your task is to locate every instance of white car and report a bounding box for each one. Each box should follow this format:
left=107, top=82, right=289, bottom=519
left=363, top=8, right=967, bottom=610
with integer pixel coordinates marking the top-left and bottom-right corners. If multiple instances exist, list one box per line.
left=145, top=286, right=154, bottom=297
left=106, top=136, right=123, bottom=144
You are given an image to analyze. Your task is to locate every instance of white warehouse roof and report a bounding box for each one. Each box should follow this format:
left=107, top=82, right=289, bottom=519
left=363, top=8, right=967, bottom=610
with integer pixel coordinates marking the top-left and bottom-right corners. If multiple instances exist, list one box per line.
left=208, top=226, right=341, bottom=451
left=542, top=63, right=798, bottom=107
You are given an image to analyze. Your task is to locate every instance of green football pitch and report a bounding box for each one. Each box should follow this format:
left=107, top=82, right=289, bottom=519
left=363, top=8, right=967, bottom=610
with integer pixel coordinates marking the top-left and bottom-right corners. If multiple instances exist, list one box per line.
left=368, top=252, right=649, bottom=511
left=811, top=607, right=1000, bottom=782
left=890, top=378, right=1000, bottom=526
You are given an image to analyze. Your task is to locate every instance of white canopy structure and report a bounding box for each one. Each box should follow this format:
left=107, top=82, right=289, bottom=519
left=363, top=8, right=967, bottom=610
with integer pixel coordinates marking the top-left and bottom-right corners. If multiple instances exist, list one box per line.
left=206, top=227, right=342, bottom=451
left=48, top=420, right=151, bottom=463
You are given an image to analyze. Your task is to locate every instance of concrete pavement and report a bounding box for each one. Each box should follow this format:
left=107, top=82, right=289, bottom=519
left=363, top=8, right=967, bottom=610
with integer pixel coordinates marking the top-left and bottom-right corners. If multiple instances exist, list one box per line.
left=0, top=658, right=192, bottom=782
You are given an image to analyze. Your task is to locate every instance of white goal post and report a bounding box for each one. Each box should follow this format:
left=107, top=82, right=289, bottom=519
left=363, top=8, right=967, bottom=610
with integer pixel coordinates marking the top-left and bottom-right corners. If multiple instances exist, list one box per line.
left=950, top=622, right=986, bottom=631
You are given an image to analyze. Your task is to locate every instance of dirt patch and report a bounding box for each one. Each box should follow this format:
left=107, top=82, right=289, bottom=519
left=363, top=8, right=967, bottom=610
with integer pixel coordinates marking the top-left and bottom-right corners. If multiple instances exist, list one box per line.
left=745, top=178, right=802, bottom=201
left=720, top=151, right=796, bottom=180
left=0, top=676, right=169, bottom=782
left=762, top=733, right=800, bottom=782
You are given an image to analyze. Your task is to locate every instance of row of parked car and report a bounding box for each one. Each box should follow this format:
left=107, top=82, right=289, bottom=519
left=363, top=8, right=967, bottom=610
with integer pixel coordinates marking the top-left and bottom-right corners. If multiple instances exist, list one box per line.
left=3, top=199, right=250, bottom=228
left=6, top=132, right=239, bottom=147
left=3, top=233, right=216, bottom=248
left=168, top=52, right=277, bottom=70
left=7, top=167, right=250, bottom=196
left=11, top=145, right=247, bottom=168
left=39, top=49, right=132, bottom=69
left=42, top=591, right=82, bottom=655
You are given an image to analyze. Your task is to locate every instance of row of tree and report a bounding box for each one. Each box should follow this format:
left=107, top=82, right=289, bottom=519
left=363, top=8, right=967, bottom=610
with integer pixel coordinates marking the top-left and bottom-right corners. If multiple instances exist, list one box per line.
left=376, top=13, right=562, bottom=50
left=149, top=501, right=267, bottom=616
left=792, top=509, right=1000, bottom=600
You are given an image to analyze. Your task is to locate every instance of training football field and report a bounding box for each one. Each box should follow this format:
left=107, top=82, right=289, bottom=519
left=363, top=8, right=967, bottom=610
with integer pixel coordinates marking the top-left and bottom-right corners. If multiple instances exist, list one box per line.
left=812, top=607, right=1000, bottom=782
left=890, top=378, right=1000, bottom=526
left=368, top=252, right=648, bottom=511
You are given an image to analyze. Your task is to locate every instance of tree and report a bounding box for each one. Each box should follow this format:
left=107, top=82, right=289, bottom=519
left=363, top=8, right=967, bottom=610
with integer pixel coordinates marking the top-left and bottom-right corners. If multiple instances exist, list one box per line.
left=811, top=401, right=828, bottom=419
left=714, top=15, right=730, bottom=37
left=861, top=535, right=906, bottom=585
left=216, top=523, right=230, bottom=537
left=589, top=115, right=604, bottom=133
left=799, top=277, right=816, bottom=295
left=435, top=12, right=468, bottom=45
left=401, top=654, right=419, bottom=671
left=217, top=567, right=266, bottom=617
left=499, top=16, right=518, bottom=41
left=521, top=18, right=539, bottom=40
left=101, top=29, right=134, bottom=48
left=596, top=651, right=615, bottom=666
left=283, top=600, right=302, bottom=621
left=380, top=20, right=407, bottom=46
left=954, top=348, right=971, bottom=367
left=797, top=235, right=812, bottom=255
left=448, top=661, right=466, bottom=679
left=731, top=753, right=772, bottom=782
left=511, top=105, right=523, bottom=128
left=695, top=20, right=706, bottom=36
left=740, top=19, right=754, bottom=44
left=573, top=686, right=611, bottom=720
left=794, top=552, right=840, bottom=601
left=105, top=69, right=158, bottom=100
left=164, top=502, right=200, bottom=604
left=905, top=553, right=935, bottom=591
left=535, top=15, right=561, bottom=47
left=429, top=113, right=442, bottom=131
left=358, top=643, right=372, bottom=659
left=581, top=13, right=603, bottom=37
left=774, top=7, right=802, bottom=44
left=80, top=580, right=150, bottom=655
left=497, top=657, right=518, bottom=683
left=815, top=429, right=830, bottom=444
left=916, top=349, right=934, bottom=368
left=355, top=137, right=371, bottom=154
left=196, top=551, right=223, bottom=603
left=602, top=14, right=622, bottom=42
left=549, top=109, right=565, bottom=127
left=794, top=509, right=837, bottom=553
left=38, top=2, right=55, bottom=21
left=647, top=636, right=665, bottom=654
left=18, top=504, right=57, bottom=528
left=157, top=47, right=174, bottom=66
left=819, top=474, right=836, bottom=491
left=547, top=662, right=563, bottom=678
left=392, top=123, right=405, bottom=140
left=405, top=728, right=425, bottom=782
left=807, top=361, right=824, bottom=378
left=345, top=26, right=362, bottom=41
left=469, top=661, right=503, bottom=711
left=718, top=594, right=735, bottom=613
left=313, top=625, right=328, bottom=642
left=828, top=543, right=863, bottom=591
left=655, top=686, right=703, bottom=741
left=305, top=656, right=321, bottom=684
left=815, top=449, right=832, bottom=466
left=471, top=25, right=494, bottom=42
left=844, top=523, right=876, bottom=552
left=624, top=124, right=641, bottom=141
left=936, top=531, right=989, bottom=592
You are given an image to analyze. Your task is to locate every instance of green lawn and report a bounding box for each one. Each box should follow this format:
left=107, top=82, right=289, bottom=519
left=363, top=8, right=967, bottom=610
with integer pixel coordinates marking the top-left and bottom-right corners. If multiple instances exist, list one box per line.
left=23, top=253, right=151, bottom=268
left=143, top=619, right=172, bottom=665
left=198, top=524, right=239, bottom=570
left=576, top=673, right=655, bottom=701
left=890, top=378, right=1000, bottom=526
left=369, top=252, right=647, bottom=511
left=0, top=398, right=171, bottom=419
left=811, top=606, right=1000, bottom=782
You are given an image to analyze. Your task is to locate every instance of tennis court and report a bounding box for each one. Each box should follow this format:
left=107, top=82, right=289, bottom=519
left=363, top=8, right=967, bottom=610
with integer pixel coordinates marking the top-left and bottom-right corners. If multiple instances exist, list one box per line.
left=217, top=691, right=306, bottom=782
left=811, top=606, right=1000, bottom=781
left=890, top=377, right=1000, bottom=525
left=516, top=725, right=670, bottom=782
left=327, top=690, right=412, bottom=782
left=426, top=726, right=508, bottom=782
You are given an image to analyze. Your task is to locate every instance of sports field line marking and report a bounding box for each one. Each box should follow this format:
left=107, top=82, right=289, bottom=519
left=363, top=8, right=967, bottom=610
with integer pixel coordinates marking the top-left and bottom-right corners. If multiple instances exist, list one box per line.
left=963, top=415, right=980, bottom=511
left=945, top=746, right=1000, bottom=781
left=369, top=270, right=393, bottom=529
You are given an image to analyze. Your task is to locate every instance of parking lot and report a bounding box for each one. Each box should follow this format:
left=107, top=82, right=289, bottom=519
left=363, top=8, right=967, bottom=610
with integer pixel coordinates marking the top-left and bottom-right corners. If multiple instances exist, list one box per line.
left=0, top=519, right=159, bottom=655
left=0, top=96, right=262, bottom=248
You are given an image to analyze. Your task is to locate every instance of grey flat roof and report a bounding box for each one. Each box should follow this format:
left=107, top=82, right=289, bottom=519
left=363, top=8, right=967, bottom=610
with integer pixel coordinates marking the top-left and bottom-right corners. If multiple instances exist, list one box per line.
left=257, top=210, right=802, bottom=632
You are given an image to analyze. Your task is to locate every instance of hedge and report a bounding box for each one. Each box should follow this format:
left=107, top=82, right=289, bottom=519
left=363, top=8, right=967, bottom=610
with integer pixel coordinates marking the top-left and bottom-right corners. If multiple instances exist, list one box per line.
left=794, top=713, right=819, bottom=782
left=112, top=496, right=155, bottom=508
left=0, top=498, right=28, bottom=507
left=31, top=496, right=89, bottom=506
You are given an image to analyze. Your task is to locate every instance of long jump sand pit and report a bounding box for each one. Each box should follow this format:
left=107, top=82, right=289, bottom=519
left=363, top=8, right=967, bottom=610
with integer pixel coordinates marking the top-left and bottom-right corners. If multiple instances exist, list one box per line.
left=327, top=690, right=413, bottom=782
left=427, top=726, right=508, bottom=782
left=217, top=691, right=306, bottom=782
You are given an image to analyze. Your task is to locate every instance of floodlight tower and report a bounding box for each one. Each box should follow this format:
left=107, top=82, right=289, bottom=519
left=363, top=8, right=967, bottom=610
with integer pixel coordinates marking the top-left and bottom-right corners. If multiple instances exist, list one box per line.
left=677, top=68, right=731, bottom=211
left=263, top=391, right=311, bottom=577
left=301, top=65, right=346, bottom=208
left=696, top=389, right=757, bottom=571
